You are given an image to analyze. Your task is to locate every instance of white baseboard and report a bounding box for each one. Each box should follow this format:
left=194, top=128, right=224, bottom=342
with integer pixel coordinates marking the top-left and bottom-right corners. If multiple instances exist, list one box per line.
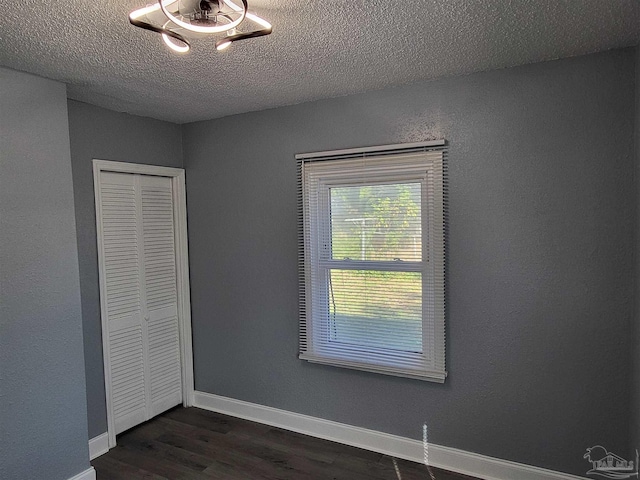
left=193, top=391, right=588, bottom=480
left=67, top=467, right=96, bottom=480
left=88, top=432, right=109, bottom=460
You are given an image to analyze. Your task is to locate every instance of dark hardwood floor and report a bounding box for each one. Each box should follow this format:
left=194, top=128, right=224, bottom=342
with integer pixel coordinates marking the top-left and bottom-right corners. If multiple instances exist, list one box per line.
left=92, top=407, right=480, bottom=480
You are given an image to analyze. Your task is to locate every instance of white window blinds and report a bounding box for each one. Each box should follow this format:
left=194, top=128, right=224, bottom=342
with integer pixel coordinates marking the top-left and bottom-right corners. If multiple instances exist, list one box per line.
left=298, top=142, right=447, bottom=382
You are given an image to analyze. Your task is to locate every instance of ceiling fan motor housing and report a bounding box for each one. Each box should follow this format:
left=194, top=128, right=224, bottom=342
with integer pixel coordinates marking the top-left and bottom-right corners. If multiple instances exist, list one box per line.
left=193, top=0, right=222, bottom=23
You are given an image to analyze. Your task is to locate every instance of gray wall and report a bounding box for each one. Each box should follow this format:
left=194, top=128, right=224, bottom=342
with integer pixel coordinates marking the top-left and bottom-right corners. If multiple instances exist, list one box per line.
left=0, top=68, right=90, bottom=479
left=183, top=48, right=636, bottom=476
left=67, top=100, right=183, bottom=438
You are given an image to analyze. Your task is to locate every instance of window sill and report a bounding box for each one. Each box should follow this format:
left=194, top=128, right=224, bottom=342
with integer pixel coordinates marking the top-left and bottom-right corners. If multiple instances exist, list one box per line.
left=299, top=353, right=447, bottom=383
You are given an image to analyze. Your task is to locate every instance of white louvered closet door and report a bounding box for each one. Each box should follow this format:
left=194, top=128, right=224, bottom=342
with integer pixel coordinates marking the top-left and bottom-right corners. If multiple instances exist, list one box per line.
left=140, top=175, right=182, bottom=417
left=99, top=172, right=182, bottom=436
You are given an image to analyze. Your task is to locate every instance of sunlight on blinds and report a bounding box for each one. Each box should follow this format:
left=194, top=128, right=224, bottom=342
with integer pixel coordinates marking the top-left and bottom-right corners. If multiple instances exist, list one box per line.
left=328, top=270, right=422, bottom=352
left=330, top=183, right=422, bottom=262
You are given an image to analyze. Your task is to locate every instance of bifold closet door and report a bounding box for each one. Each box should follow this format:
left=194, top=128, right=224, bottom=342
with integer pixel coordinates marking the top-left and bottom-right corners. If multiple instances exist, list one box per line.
left=140, top=175, right=182, bottom=418
left=99, top=171, right=182, bottom=436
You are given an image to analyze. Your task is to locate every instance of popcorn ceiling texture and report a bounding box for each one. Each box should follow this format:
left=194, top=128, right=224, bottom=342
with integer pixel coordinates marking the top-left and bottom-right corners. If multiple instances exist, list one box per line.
left=1, top=0, right=639, bottom=123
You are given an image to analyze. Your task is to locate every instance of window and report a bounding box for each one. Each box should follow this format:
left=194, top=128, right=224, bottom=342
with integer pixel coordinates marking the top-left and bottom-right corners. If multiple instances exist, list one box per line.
left=298, top=143, right=446, bottom=382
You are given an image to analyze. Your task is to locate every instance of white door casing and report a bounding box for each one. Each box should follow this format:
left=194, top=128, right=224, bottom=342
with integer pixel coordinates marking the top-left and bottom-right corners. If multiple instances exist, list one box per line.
left=93, top=160, right=194, bottom=449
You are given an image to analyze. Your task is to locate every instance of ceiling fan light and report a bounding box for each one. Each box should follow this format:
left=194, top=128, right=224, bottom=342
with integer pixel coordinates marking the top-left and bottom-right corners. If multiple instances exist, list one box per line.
left=162, top=33, right=190, bottom=53
left=129, top=0, right=271, bottom=54
left=129, top=0, right=169, bottom=20
left=245, top=11, right=271, bottom=30
left=159, top=0, right=247, bottom=34
left=216, top=39, right=232, bottom=51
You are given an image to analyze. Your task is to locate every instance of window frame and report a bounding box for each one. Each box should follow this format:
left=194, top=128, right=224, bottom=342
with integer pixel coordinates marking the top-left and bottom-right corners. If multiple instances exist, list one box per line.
left=298, top=145, right=447, bottom=382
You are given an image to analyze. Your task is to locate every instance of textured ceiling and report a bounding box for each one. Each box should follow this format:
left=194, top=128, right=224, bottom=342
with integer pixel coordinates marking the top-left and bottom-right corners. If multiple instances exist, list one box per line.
left=1, top=1, right=639, bottom=123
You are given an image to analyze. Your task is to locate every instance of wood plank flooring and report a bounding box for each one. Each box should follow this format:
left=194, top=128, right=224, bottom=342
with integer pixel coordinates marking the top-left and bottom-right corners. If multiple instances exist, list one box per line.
left=92, top=407, right=480, bottom=480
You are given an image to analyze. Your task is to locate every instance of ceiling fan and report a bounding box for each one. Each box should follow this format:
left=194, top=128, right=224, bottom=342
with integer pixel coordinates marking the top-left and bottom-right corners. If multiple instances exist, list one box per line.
left=129, top=0, right=272, bottom=53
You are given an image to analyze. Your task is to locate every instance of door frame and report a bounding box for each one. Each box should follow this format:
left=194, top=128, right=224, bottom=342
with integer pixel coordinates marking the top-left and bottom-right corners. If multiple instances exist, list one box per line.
left=93, top=159, right=194, bottom=449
